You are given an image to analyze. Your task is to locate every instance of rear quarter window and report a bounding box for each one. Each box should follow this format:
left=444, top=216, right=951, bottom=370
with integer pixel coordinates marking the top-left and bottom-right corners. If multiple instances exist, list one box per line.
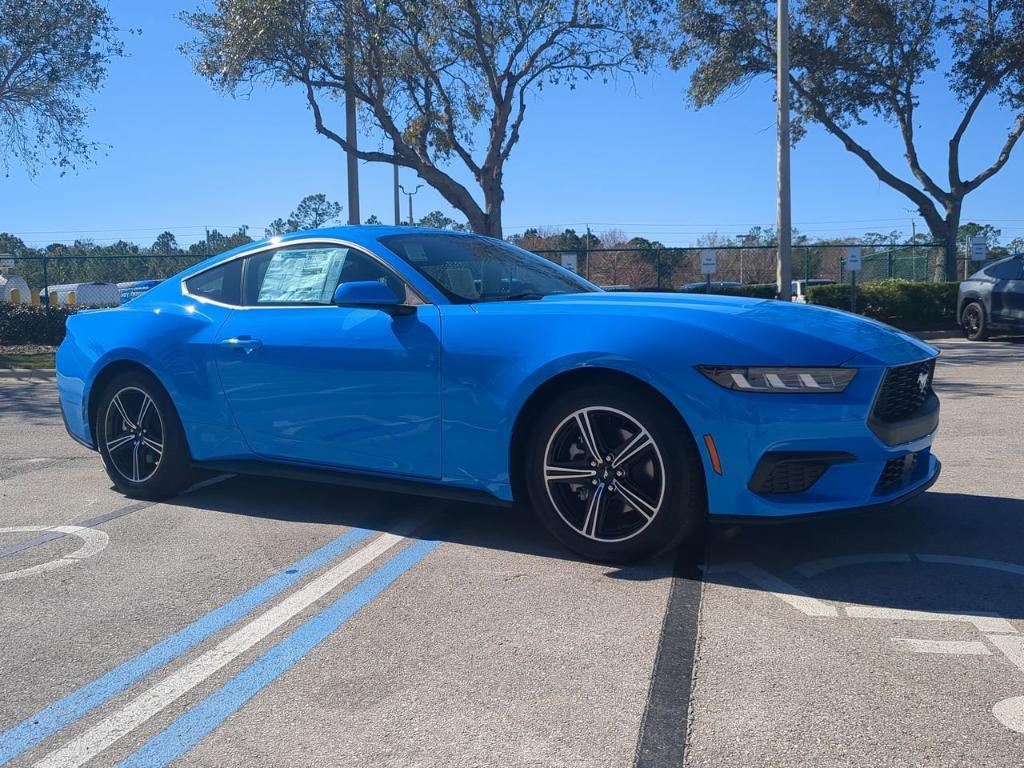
left=185, top=260, right=243, bottom=305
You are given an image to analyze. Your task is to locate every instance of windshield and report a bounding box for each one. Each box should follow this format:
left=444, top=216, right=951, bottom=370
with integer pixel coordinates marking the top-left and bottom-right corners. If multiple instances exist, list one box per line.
left=378, top=233, right=598, bottom=302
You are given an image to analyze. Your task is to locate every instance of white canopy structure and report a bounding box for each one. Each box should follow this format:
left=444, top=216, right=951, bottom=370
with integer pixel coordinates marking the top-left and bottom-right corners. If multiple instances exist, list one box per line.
left=0, top=274, right=31, bottom=304
left=43, top=282, right=121, bottom=306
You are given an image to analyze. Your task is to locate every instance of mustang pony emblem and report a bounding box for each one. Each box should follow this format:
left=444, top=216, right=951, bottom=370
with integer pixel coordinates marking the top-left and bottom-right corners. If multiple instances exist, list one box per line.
left=917, top=370, right=930, bottom=394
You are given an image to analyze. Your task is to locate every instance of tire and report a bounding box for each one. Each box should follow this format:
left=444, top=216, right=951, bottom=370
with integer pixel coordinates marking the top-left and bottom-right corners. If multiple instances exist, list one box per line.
left=961, top=301, right=989, bottom=341
left=523, top=385, right=706, bottom=563
left=95, top=370, right=194, bottom=499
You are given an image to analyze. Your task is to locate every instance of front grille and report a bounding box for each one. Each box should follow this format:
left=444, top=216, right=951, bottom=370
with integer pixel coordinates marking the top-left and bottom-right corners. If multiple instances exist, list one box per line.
left=874, top=450, right=927, bottom=495
left=872, top=359, right=936, bottom=423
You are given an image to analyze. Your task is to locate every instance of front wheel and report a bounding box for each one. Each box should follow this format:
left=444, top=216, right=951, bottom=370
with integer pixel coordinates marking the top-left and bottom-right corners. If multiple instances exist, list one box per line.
left=961, top=301, right=989, bottom=341
left=524, top=386, right=706, bottom=563
left=95, top=371, right=194, bottom=499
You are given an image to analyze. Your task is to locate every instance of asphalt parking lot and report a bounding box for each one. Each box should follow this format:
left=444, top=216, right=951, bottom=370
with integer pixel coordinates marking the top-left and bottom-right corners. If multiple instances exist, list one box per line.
left=1, top=337, right=1022, bottom=768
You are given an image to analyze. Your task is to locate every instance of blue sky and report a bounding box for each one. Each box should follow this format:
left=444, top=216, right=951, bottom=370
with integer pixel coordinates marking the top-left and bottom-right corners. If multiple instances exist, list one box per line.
left=3, top=1, right=1023, bottom=249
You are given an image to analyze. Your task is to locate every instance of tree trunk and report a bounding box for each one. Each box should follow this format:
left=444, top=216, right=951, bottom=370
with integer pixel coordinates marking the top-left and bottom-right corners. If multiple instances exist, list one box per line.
left=479, top=173, right=504, bottom=238
left=942, top=203, right=962, bottom=283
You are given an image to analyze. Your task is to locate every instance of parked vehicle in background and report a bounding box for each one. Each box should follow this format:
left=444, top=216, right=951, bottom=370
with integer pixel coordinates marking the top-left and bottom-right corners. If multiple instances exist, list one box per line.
left=958, top=255, right=1024, bottom=340
left=118, top=280, right=162, bottom=303
left=792, top=279, right=836, bottom=303
left=679, top=280, right=744, bottom=293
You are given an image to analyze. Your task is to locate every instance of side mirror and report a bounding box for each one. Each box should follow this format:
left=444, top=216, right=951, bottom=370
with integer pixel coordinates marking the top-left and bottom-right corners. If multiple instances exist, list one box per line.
left=332, top=281, right=413, bottom=315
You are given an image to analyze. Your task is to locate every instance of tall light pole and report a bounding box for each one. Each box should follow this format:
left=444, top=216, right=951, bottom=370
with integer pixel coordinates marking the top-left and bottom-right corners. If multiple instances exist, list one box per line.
left=344, top=0, right=360, bottom=225
left=399, top=184, right=423, bottom=225
left=776, top=0, right=793, bottom=301
left=393, top=162, right=401, bottom=225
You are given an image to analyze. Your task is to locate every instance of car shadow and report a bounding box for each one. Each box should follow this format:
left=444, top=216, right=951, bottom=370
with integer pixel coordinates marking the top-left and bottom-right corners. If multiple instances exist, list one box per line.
left=0, top=381, right=61, bottom=426
left=694, top=490, right=1024, bottom=621
left=167, top=474, right=1024, bottom=622
left=167, top=473, right=673, bottom=580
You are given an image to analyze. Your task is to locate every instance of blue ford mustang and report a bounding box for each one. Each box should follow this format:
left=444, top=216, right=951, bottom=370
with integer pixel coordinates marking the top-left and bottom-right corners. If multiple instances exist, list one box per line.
left=56, top=227, right=940, bottom=561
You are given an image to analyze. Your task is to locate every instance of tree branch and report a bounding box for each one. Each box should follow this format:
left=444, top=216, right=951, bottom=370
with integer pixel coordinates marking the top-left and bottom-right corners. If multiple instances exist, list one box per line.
left=965, top=113, right=1024, bottom=191
left=792, top=79, right=945, bottom=232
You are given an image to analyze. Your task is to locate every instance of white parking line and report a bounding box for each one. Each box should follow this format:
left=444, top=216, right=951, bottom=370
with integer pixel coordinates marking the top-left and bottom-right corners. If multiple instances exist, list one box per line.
left=705, top=561, right=838, bottom=617
left=893, top=638, right=991, bottom=655
left=843, top=605, right=1016, bottom=634
left=33, top=531, right=406, bottom=768
left=795, top=553, right=912, bottom=577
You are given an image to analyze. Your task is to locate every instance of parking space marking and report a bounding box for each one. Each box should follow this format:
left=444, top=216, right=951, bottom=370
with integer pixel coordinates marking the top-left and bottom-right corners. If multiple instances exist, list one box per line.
left=705, top=561, right=837, bottom=617
left=33, top=531, right=409, bottom=768
left=117, top=536, right=441, bottom=768
left=0, top=525, right=374, bottom=766
left=795, top=553, right=912, bottom=577
left=993, top=697, right=1024, bottom=735
left=893, top=638, right=991, bottom=655
left=0, top=505, right=148, bottom=559
left=844, top=605, right=1017, bottom=634
left=0, top=526, right=109, bottom=582
left=733, top=552, right=1024, bottom=738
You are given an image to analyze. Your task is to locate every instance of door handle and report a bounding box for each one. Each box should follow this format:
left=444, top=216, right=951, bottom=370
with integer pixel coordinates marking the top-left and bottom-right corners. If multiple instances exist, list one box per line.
left=220, top=336, right=263, bottom=354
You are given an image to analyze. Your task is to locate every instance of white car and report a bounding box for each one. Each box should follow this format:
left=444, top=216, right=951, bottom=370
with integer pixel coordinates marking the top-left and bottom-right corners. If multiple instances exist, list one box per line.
left=791, top=279, right=835, bottom=303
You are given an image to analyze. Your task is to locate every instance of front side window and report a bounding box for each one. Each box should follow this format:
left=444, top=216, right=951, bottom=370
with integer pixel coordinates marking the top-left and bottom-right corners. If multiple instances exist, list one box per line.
left=242, top=244, right=408, bottom=306
left=378, top=233, right=598, bottom=303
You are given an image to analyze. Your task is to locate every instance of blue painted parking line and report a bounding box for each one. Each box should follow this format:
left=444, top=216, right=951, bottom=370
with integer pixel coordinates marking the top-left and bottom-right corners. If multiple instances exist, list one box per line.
left=0, top=526, right=373, bottom=766
left=117, top=537, right=440, bottom=768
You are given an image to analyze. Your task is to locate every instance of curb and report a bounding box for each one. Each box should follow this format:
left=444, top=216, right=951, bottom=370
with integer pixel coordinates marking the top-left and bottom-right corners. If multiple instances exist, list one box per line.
left=911, top=330, right=963, bottom=340
left=0, top=369, right=56, bottom=382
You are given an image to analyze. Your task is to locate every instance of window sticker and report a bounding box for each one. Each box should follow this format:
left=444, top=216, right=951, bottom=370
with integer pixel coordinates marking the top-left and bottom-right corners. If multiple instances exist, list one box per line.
left=258, top=248, right=347, bottom=303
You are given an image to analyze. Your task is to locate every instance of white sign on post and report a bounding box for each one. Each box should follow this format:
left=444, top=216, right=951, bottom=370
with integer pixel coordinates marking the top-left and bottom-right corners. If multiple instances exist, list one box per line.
left=845, top=246, right=862, bottom=272
left=700, top=249, right=717, bottom=275
left=970, top=235, right=988, bottom=262
left=560, top=253, right=578, bottom=274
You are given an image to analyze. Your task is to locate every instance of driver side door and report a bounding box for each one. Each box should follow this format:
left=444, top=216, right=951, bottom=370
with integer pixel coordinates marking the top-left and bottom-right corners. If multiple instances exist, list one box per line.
left=214, top=242, right=442, bottom=478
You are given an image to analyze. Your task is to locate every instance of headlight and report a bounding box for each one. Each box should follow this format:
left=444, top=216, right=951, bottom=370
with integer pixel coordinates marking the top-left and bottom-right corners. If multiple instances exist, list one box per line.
left=696, top=366, right=857, bottom=393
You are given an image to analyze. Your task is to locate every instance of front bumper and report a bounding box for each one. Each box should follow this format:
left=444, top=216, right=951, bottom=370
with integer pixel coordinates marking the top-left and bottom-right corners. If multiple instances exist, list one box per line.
left=669, top=348, right=941, bottom=520
left=711, top=457, right=941, bottom=524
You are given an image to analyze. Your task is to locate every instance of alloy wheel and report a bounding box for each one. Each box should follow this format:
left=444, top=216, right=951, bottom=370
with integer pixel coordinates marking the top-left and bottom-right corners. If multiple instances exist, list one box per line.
left=542, top=406, right=665, bottom=543
left=103, top=386, right=164, bottom=483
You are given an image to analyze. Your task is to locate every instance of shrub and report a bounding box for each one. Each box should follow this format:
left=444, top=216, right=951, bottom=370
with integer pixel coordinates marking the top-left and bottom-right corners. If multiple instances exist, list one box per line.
left=671, top=283, right=778, bottom=298
left=806, top=280, right=959, bottom=327
left=0, top=304, right=80, bottom=345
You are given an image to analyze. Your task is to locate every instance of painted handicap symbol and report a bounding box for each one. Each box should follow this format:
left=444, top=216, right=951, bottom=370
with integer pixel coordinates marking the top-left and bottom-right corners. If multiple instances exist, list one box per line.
left=708, top=554, right=1024, bottom=736
left=0, top=525, right=109, bottom=582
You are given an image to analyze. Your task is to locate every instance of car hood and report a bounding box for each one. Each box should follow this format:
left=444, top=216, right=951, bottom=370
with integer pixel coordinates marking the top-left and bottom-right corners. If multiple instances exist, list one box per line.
left=475, top=292, right=936, bottom=367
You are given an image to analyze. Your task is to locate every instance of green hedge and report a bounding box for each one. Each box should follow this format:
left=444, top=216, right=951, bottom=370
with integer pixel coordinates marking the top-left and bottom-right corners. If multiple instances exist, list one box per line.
left=0, top=304, right=80, bottom=346
left=806, top=280, right=959, bottom=326
left=670, top=283, right=778, bottom=298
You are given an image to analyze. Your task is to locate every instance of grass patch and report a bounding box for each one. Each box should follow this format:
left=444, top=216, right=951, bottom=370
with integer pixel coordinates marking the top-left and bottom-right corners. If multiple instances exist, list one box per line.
left=0, top=351, right=55, bottom=369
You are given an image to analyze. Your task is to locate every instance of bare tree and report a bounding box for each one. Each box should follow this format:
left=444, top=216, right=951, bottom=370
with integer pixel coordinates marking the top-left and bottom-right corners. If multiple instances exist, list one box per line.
left=0, top=0, right=123, bottom=174
left=671, top=0, right=1024, bottom=279
left=183, top=0, right=665, bottom=237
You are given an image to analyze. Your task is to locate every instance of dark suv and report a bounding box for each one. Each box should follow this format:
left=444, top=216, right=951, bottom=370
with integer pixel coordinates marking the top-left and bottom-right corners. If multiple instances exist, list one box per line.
left=958, top=254, right=1024, bottom=340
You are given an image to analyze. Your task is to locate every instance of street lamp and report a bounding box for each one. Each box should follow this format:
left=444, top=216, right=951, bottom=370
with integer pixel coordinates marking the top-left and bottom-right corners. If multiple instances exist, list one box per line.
left=776, top=0, right=793, bottom=301
left=399, top=184, right=423, bottom=225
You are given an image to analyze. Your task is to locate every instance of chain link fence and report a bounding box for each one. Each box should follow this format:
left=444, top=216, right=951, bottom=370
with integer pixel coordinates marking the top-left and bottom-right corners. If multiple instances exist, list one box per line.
left=0, top=241, right=998, bottom=308
left=533, top=243, right=958, bottom=289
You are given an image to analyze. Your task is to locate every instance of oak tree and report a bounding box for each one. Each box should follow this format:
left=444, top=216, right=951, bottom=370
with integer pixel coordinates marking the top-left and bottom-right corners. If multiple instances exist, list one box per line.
left=671, top=0, right=1024, bottom=279
left=0, top=0, right=123, bottom=174
left=183, top=0, right=665, bottom=237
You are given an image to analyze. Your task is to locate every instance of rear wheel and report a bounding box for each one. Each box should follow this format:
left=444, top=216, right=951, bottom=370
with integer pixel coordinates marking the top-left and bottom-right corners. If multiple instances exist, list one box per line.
left=524, top=386, right=705, bottom=563
left=95, top=371, right=194, bottom=499
left=962, top=301, right=989, bottom=341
